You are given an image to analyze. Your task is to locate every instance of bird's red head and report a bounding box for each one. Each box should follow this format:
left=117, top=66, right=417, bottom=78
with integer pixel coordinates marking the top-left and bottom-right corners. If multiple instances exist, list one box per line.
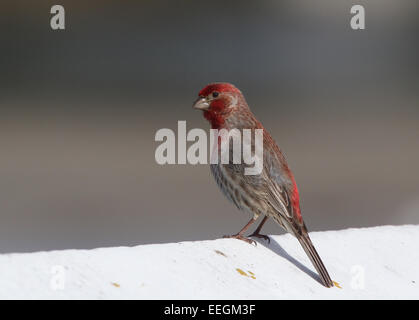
left=193, top=83, right=243, bottom=128
left=198, top=83, right=241, bottom=97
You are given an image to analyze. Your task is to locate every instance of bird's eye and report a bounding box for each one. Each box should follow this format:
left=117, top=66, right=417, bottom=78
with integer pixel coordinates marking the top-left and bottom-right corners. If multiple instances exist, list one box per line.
left=212, top=91, right=219, bottom=98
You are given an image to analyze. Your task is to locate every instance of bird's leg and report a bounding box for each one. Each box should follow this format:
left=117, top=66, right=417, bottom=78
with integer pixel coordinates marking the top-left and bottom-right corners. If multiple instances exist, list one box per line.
left=249, top=216, right=270, bottom=243
left=223, top=217, right=257, bottom=245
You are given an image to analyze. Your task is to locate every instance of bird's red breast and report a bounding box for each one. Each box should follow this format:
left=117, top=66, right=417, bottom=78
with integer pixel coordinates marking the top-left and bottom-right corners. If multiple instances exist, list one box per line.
left=203, top=99, right=229, bottom=129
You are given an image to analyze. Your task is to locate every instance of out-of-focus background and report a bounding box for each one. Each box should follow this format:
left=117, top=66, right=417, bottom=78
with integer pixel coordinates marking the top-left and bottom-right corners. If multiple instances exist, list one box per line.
left=1, top=1, right=418, bottom=253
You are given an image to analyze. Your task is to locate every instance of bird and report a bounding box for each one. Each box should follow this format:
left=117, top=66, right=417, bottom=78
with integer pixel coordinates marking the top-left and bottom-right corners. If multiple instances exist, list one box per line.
left=193, top=82, right=334, bottom=287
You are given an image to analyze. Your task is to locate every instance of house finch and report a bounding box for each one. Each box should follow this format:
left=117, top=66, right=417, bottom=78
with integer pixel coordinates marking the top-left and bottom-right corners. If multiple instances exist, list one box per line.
left=193, top=83, right=334, bottom=287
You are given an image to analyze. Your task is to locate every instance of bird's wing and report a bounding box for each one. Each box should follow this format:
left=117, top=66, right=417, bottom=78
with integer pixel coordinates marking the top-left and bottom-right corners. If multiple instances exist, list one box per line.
left=261, top=146, right=306, bottom=234
left=265, top=175, right=293, bottom=219
left=264, top=169, right=305, bottom=234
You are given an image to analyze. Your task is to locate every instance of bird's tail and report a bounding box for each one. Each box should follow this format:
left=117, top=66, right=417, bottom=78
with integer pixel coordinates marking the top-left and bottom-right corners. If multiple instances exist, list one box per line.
left=297, top=233, right=334, bottom=288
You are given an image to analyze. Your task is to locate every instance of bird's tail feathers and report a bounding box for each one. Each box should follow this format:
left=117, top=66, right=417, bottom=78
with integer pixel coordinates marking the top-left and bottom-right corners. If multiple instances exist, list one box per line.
left=297, top=234, right=334, bottom=288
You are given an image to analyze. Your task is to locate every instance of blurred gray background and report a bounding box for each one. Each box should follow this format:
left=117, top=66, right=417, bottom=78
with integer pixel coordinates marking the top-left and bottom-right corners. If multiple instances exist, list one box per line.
left=1, top=1, right=418, bottom=253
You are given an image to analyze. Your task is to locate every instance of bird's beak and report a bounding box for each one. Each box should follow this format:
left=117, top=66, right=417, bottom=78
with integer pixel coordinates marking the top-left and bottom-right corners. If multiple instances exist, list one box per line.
left=192, top=97, right=210, bottom=110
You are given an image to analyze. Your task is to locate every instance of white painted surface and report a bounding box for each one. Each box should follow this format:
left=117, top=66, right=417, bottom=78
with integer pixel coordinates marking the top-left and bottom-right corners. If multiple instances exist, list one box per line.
left=0, top=225, right=418, bottom=299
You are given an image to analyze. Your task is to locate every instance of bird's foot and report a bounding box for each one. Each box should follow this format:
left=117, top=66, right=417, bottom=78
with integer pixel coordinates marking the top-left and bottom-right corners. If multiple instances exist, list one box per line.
left=249, top=232, right=270, bottom=243
left=223, top=234, right=256, bottom=245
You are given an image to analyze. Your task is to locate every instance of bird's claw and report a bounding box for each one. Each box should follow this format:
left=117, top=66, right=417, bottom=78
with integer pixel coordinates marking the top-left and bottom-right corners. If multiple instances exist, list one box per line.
left=249, top=233, right=270, bottom=243
left=223, top=234, right=256, bottom=245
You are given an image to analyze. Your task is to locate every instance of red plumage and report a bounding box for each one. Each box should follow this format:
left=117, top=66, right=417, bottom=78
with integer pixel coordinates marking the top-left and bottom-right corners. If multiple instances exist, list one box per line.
left=193, top=82, right=334, bottom=287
